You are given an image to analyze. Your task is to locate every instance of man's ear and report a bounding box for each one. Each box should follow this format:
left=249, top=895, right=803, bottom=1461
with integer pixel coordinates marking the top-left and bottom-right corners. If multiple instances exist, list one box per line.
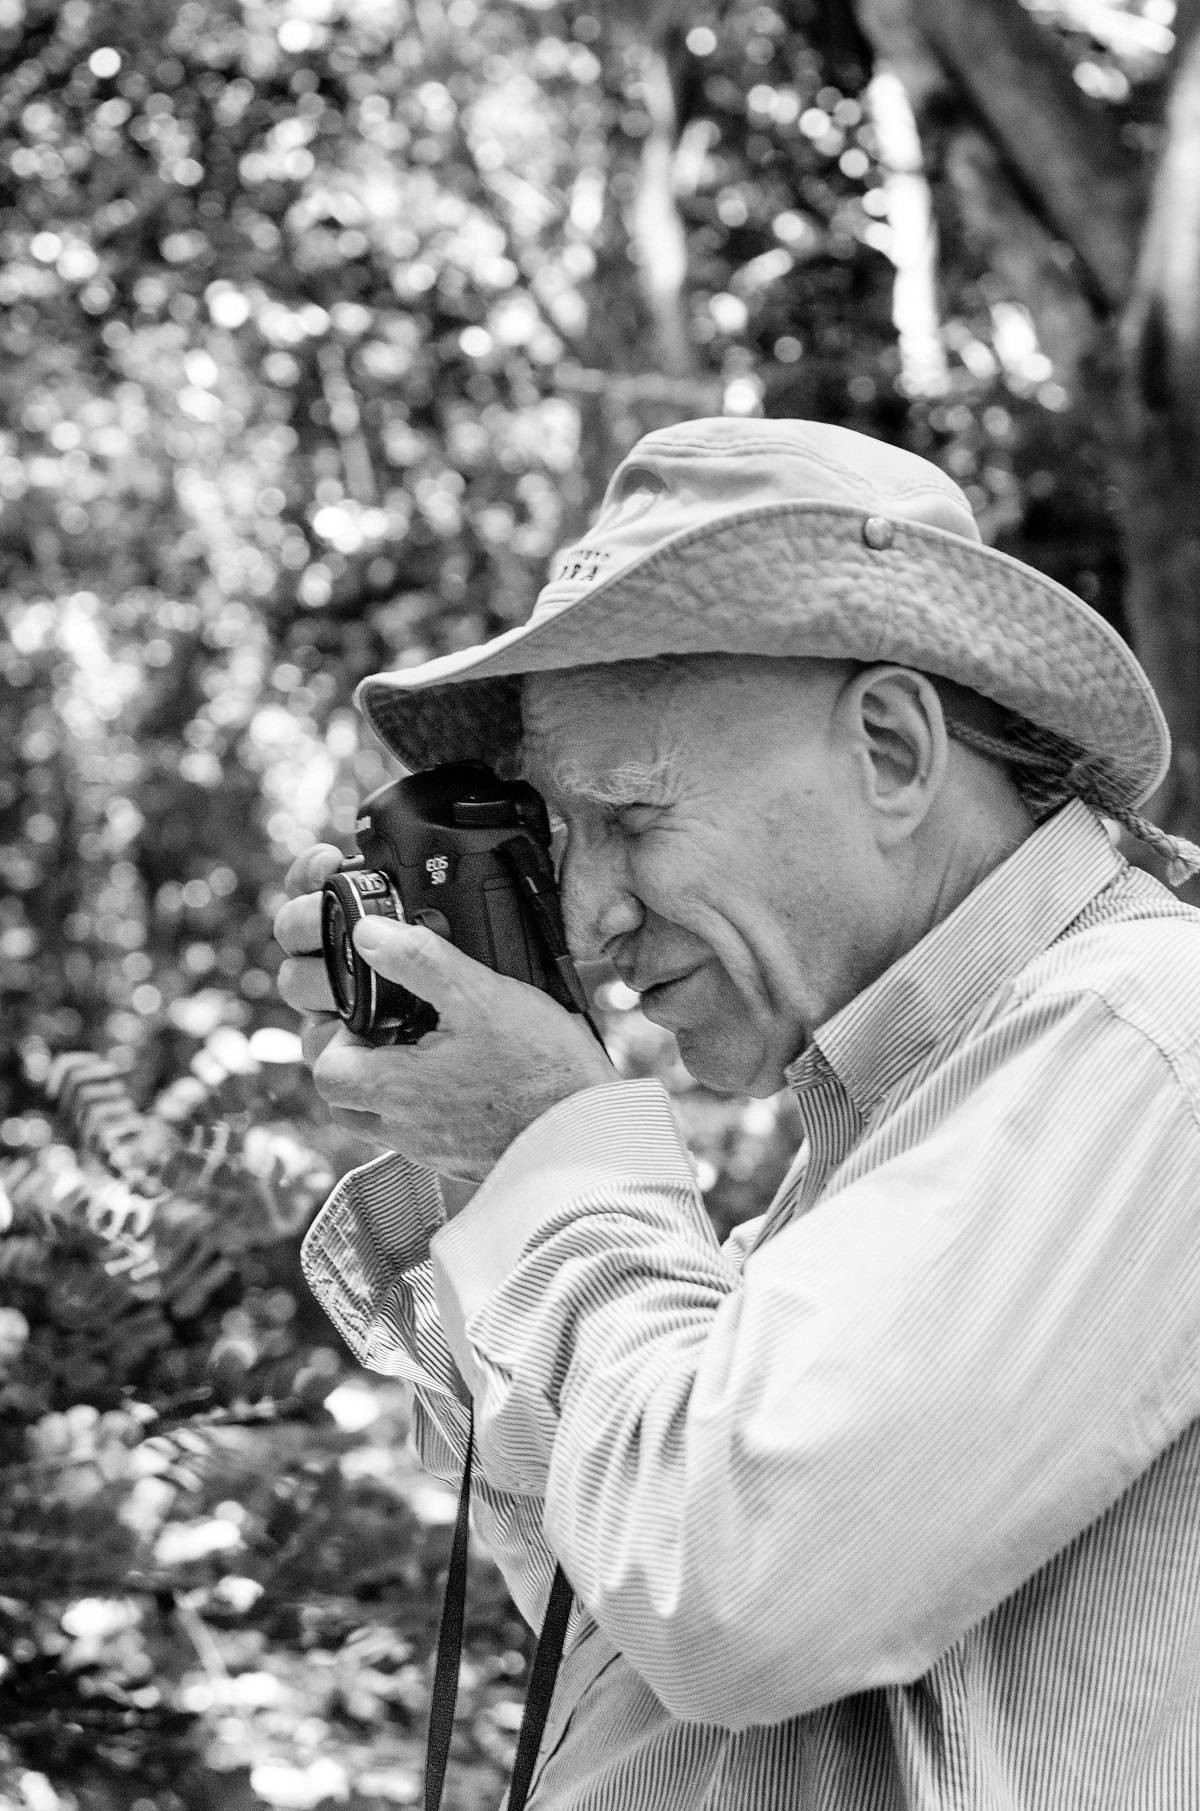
left=838, top=665, right=947, bottom=842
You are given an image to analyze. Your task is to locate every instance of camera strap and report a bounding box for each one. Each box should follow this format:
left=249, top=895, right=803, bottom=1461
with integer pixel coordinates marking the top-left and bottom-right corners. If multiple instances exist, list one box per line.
left=496, top=836, right=606, bottom=1046
left=425, top=1408, right=574, bottom=1811
left=425, top=833, right=605, bottom=1809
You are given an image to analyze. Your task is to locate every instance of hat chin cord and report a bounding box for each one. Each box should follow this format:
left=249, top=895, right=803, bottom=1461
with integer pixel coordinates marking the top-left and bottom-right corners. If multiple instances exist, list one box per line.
left=941, top=713, right=1200, bottom=890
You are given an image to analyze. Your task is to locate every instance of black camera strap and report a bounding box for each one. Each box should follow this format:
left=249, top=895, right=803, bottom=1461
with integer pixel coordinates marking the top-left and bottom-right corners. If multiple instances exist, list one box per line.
left=425, top=1409, right=574, bottom=1811
left=425, top=833, right=606, bottom=1809
left=497, top=836, right=607, bottom=1048
left=423, top=1409, right=474, bottom=1811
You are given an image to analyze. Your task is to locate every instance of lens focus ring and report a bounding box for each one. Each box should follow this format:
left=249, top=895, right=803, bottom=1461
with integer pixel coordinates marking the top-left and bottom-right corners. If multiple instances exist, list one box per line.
left=321, top=868, right=401, bottom=1035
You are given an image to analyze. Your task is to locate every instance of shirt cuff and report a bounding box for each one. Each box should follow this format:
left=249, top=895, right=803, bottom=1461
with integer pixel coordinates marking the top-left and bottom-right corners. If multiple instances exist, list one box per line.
left=301, top=1148, right=445, bottom=1361
left=430, top=1078, right=697, bottom=1389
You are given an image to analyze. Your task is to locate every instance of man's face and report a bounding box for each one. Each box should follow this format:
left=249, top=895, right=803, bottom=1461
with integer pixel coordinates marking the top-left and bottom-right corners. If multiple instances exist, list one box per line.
left=521, top=658, right=888, bottom=1095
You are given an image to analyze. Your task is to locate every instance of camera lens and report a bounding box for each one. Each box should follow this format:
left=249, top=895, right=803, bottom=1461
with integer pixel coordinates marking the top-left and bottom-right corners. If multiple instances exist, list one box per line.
left=320, top=868, right=439, bottom=1042
left=320, top=868, right=401, bottom=1036
left=322, top=889, right=358, bottom=1017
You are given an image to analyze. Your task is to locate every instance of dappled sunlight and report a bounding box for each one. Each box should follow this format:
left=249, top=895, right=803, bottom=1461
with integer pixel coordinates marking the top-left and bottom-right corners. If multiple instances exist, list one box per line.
left=0, top=0, right=1184, bottom=1800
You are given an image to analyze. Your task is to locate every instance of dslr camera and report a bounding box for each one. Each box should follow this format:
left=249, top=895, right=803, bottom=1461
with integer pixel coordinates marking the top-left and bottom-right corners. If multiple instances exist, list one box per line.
left=321, top=761, right=588, bottom=1043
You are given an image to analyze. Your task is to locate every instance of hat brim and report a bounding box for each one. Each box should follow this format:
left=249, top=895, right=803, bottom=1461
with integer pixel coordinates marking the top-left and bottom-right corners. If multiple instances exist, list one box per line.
left=358, top=501, right=1169, bottom=807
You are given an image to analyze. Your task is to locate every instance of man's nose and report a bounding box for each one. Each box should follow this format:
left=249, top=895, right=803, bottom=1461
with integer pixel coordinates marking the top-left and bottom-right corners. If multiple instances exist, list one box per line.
left=559, top=840, right=642, bottom=962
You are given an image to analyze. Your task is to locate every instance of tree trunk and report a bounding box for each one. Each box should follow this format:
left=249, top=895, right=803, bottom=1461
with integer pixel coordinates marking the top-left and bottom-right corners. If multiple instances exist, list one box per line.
left=908, top=0, right=1144, bottom=311
left=855, top=0, right=1116, bottom=387
left=1120, top=18, right=1200, bottom=853
left=625, top=40, right=695, bottom=379
left=854, top=0, right=1200, bottom=882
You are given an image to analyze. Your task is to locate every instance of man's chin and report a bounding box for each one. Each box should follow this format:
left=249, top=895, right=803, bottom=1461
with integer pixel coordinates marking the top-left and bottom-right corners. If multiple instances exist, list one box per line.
left=639, top=973, right=787, bottom=1094
left=673, top=1026, right=781, bottom=1097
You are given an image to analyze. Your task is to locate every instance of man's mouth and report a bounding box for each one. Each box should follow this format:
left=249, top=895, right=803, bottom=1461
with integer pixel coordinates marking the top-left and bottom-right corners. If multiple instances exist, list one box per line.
left=636, top=967, right=704, bottom=1012
left=622, top=960, right=689, bottom=994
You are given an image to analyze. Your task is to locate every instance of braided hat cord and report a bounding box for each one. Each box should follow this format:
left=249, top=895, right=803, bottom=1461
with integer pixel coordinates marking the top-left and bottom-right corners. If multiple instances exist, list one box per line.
left=942, top=713, right=1200, bottom=890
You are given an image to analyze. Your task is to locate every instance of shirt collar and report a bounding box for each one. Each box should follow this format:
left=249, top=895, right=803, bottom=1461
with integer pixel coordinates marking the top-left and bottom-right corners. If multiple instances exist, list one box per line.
left=785, top=801, right=1123, bottom=1116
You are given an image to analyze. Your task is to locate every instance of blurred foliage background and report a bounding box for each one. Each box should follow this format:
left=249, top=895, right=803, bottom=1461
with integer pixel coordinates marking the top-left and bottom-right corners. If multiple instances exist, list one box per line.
left=0, top=0, right=1190, bottom=1804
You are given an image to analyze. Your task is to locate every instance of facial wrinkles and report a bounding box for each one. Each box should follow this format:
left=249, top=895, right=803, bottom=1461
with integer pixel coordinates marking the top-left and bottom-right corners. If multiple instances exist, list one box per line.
left=655, top=708, right=848, bottom=1048
left=520, top=662, right=853, bottom=1081
left=684, top=811, right=809, bottom=1027
left=531, top=751, right=679, bottom=818
left=622, top=760, right=795, bottom=1031
left=520, top=740, right=649, bottom=957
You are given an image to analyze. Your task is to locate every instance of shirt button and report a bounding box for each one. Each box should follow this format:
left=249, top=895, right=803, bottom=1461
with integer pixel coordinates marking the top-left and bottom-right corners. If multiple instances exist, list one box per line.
left=862, top=515, right=895, bottom=550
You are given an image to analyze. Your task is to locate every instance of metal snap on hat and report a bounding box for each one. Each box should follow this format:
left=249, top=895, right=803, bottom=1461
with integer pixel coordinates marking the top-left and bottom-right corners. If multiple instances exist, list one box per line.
left=355, top=416, right=1171, bottom=815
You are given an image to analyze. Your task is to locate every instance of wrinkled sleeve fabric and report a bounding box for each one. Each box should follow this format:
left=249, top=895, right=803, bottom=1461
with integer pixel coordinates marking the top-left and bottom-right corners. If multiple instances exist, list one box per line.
left=302, top=1149, right=457, bottom=1394
left=301, top=1149, right=564, bottom=1629
left=431, top=996, right=1200, bottom=1729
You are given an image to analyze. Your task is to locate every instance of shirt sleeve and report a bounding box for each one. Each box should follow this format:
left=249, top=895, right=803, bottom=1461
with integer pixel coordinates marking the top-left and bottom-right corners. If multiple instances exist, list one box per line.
left=430, top=997, right=1200, bottom=1728
left=300, top=1149, right=566, bottom=1631
left=301, top=1149, right=462, bottom=1397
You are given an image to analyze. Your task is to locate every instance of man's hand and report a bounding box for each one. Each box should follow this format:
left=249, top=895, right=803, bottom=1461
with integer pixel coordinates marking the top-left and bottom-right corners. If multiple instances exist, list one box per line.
left=275, top=845, right=385, bottom=1147
left=274, top=843, right=616, bottom=1182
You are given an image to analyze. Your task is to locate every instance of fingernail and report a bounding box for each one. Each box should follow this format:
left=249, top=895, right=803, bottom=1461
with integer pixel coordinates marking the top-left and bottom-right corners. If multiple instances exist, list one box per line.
left=353, top=919, right=385, bottom=951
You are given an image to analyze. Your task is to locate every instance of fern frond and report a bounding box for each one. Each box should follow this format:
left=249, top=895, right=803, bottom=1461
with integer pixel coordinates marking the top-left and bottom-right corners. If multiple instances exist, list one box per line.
left=43, top=1047, right=332, bottom=1250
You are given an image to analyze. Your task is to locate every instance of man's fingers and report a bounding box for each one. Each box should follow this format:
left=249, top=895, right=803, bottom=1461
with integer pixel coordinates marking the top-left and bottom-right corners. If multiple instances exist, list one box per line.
left=282, top=843, right=346, bottom=902
left=300, top=1011, right=343, bottom=1067
left=279, top=955, right=337, bottom=1015
left=303, top=1025, right=390, bottom=1147
left=276, top=843, right=345, bottom=957
left=352, top=917, right=467, bottom=1017
left=328, top=1105, right=392, bottom=1148
left=275, top=894, right=320, bottom=957
left=312, top=1026, right=396, bottom=1109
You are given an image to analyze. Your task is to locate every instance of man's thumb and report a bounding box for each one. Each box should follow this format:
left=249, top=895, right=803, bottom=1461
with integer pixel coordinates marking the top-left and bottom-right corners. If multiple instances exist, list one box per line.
left=352, top=915, right=459, bottom=1011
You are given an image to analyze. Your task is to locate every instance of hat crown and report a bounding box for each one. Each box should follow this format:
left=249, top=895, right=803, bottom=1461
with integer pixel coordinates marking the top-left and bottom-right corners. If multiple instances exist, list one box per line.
left=356, top=415, right=1167, bottom=815
left=534, top=417, right=980, bottom=624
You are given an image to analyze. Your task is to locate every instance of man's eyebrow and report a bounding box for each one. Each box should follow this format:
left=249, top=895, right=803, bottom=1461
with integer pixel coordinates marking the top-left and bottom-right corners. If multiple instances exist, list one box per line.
left=519, top=750, right=679, bottom=810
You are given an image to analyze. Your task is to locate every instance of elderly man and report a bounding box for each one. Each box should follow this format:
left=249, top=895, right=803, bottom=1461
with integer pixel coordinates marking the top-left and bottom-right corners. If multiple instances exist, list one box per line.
left=275, top=418, right=1200, bottom=1809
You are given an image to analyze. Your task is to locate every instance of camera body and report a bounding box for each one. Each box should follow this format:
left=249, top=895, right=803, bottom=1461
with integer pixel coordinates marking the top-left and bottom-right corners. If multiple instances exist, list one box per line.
left=321, top=761, right=582, bottom=1043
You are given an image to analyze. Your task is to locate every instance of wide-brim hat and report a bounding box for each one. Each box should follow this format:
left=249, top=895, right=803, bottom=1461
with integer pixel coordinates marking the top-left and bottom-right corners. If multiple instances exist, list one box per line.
left=355, top=417, right=1169, bottom=809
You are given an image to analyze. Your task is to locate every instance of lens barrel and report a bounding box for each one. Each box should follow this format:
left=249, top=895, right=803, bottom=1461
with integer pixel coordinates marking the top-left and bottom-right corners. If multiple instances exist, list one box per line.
left=320, top=869, right=437, bottom=1042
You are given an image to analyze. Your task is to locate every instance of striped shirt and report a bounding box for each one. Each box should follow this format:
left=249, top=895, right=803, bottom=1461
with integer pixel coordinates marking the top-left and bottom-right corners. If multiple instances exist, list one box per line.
left=303, top=801, right=1200, bottom=1808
